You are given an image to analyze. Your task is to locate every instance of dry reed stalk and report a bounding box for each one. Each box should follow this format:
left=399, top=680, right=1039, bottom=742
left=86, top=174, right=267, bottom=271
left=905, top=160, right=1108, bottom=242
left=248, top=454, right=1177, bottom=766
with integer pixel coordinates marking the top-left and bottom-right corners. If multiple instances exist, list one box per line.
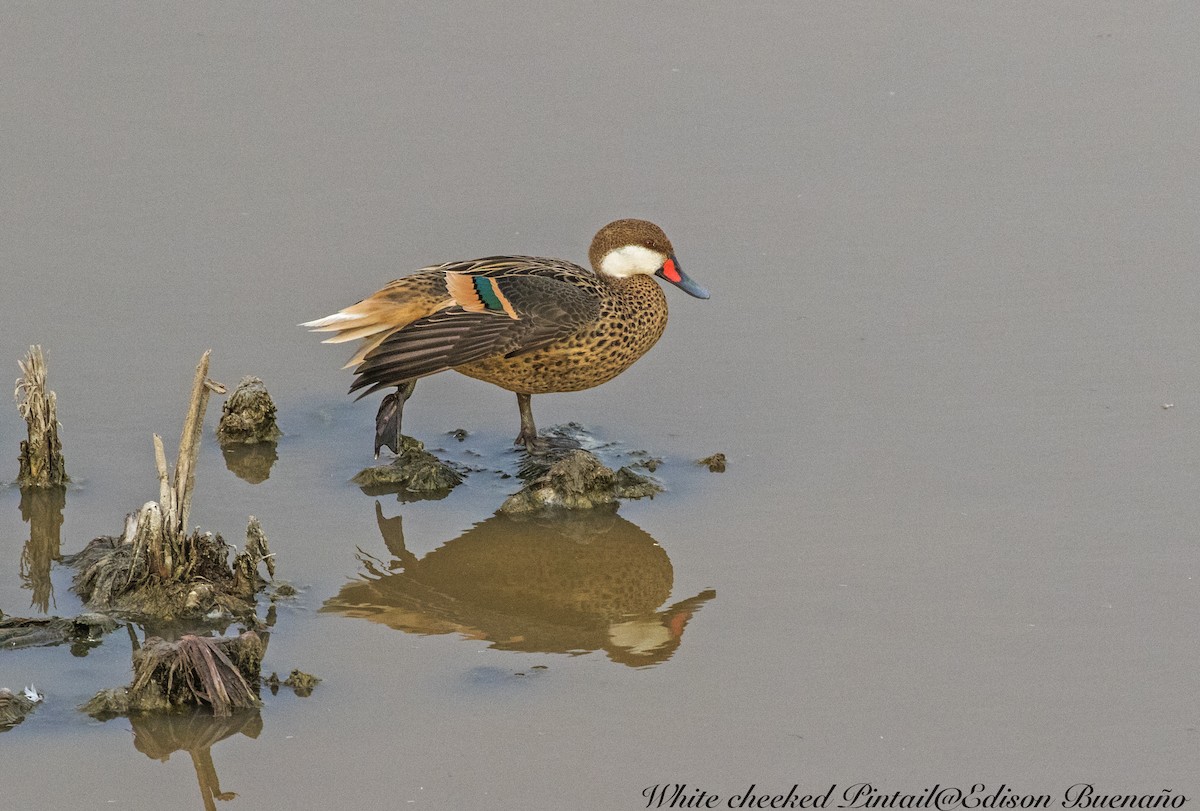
left=130, top=351, right=226, bottom=573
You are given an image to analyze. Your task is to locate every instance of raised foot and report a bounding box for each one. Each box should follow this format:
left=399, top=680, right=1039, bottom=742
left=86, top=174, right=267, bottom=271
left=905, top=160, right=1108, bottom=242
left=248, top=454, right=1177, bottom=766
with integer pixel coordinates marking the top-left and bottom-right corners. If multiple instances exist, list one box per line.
left=374, top=392, right=403, bottom=457
left=374, top=381, right=417, bottom=458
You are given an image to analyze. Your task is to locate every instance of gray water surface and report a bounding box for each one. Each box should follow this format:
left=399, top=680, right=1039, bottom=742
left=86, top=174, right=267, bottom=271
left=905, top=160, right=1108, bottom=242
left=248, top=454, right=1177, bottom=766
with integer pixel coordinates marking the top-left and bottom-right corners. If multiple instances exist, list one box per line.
left=2, top=4, right=1197, bottom=809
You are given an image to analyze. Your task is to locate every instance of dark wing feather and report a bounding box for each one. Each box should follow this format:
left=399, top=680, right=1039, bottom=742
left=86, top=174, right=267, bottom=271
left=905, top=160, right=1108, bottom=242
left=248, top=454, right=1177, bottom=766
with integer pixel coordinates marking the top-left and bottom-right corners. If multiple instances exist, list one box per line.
left=488, top=274, right=601, bottom=355
left=349, top=271, right=601, bottom=397
left=350, top=308, right=518, bottom=397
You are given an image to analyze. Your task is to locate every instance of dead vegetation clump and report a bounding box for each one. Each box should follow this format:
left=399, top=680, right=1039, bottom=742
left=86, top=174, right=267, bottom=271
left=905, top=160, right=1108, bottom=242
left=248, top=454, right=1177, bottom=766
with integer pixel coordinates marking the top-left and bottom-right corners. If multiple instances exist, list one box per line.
left=15, top=345, right=68, bottom=487
left=69, top=517, right=273, bottom=622
left=82, top=631, right=265, bottom=718
left=63, top=352, right=274, bottom=622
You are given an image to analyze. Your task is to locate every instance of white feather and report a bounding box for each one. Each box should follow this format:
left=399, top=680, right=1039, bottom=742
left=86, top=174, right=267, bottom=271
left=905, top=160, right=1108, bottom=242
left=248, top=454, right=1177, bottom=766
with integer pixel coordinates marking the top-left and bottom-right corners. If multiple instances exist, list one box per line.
left=300, top=312, right=362, bottom=329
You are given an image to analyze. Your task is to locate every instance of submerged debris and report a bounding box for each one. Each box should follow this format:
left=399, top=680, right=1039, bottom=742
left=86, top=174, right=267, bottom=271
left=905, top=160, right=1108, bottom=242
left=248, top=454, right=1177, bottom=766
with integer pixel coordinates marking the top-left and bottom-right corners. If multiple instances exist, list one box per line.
left=82, top=631, right=265, bottom=718
left=0, top=685, right=43, bottom=731
left=628, top=453, right=663, bottom=472
left=0, top=613, right=119, bottom=652
left=500, top=449, right=662, bottom=514
left=14, top=345, right=68, bottom=487
left=696, top=453, right=727, bottom=473
left=216, top=377, right=282, bottom=445
left=265, top=669, right=321, bottom=697
left=352, top=435, right=464, bottom=498
left=64, top=352, right=272, bottom=622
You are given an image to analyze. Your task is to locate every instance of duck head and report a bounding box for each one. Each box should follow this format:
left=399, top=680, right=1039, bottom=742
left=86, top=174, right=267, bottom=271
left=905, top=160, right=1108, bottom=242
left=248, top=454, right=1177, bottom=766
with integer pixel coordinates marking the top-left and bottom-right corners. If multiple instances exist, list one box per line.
left=589, top=218, right=710, bottom=299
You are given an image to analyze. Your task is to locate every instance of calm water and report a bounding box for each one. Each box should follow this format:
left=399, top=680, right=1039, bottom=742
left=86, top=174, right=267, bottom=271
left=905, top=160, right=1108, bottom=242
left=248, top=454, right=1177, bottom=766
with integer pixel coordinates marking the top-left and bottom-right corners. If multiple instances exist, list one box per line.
left=2, top=3, right=1198, bottom=809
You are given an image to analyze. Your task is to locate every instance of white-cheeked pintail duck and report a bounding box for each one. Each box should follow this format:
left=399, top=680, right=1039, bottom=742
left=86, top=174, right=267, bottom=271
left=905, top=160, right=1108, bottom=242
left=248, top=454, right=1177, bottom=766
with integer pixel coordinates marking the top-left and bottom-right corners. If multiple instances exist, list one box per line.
left=304, top=219, right=709, bottom=454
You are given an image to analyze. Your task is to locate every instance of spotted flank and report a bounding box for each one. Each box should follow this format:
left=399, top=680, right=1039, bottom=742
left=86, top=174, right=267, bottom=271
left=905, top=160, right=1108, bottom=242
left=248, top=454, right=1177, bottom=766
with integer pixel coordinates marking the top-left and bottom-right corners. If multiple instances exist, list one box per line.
left=446, top=272, right=519, bottom=319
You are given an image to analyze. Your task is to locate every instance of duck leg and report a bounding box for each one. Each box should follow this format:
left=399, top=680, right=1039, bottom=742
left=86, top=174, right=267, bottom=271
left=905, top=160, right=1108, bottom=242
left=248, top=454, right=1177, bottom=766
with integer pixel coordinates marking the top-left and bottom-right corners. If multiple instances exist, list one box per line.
left=374, top=379, right=417, bottom=457
left=514, top=392, right=540, bottom=449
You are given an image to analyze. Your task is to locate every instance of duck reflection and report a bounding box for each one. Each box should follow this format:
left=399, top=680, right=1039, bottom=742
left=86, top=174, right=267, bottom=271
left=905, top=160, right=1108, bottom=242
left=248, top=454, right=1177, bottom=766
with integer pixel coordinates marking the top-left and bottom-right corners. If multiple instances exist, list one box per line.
left=130, top=708, right=262, bottom=811
left=18, top=485, right=66, bottom=613
left=323, top=503, right=715, bottom=667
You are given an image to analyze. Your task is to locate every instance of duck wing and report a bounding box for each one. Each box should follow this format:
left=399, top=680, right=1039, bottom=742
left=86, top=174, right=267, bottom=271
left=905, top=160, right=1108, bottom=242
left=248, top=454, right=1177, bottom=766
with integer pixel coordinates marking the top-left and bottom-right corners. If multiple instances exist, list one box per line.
left=349, top=267, right=601, bottom=398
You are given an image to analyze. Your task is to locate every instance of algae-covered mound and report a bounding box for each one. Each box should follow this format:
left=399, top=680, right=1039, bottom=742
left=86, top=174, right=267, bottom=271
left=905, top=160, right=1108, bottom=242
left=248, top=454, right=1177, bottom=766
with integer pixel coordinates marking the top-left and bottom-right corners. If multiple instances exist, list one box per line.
left=82, top=631, right=265, bottom=718
left=353, top=435, right=464, bottom=498
left=500, top=449, right=662, bottom=514
left=696, top=452, right=727, bottom=473
left=216, top=376, right=282, bottom=445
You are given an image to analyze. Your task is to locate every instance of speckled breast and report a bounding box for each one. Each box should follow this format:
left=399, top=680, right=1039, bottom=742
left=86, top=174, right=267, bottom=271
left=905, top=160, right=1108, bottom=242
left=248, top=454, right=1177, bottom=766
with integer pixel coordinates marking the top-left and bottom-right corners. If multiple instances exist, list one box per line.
left=455, top=276, right=670, bottom=394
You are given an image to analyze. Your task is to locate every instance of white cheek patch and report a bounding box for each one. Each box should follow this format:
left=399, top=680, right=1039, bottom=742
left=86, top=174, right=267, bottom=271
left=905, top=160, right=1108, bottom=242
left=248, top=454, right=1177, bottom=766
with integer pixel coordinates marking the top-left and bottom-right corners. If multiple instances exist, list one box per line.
left=599, top=245, right=667, bottom=278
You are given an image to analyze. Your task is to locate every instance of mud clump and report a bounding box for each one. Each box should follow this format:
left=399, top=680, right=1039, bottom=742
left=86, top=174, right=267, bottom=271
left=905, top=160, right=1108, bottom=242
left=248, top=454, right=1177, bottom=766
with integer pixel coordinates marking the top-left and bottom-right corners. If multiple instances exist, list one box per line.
left=353, top=435, right=464, bottom=498
left=215, top=377, right=282, bottom=445
left=265, top=669, right=321, bottom=697
left=696, top=453, right=727, bottom=473
left=82, top=631, right=265, bottom=718
left=500, top=449, right=662, bottom=514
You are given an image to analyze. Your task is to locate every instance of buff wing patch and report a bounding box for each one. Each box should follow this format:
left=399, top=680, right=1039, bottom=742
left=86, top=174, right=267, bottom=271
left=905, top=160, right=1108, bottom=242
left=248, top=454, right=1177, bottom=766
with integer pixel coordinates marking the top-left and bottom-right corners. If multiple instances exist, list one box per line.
left=446, top=272, right=520, bottom=319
